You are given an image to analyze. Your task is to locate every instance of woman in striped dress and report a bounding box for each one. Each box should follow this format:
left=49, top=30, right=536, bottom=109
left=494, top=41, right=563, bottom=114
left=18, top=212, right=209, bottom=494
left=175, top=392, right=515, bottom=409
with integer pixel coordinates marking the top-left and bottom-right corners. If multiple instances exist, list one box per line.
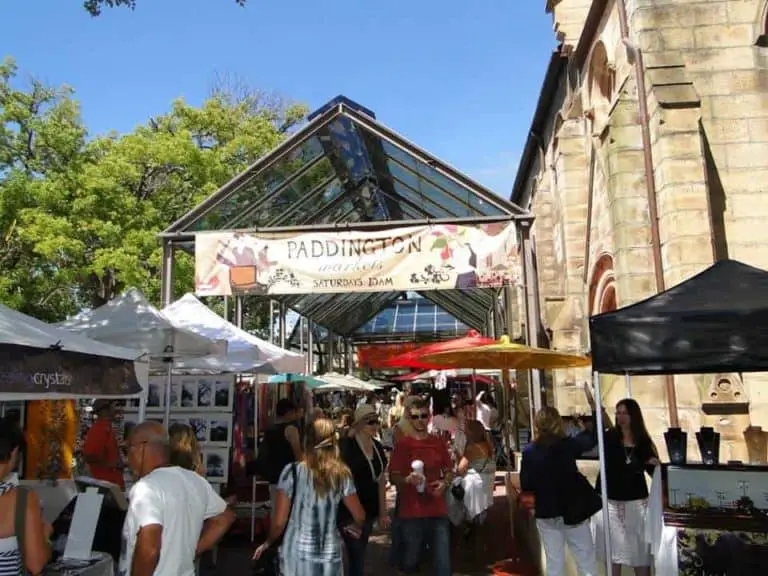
left=0, top=418, right=52, bottom=575
left=252, top=417, right=365, bottom=576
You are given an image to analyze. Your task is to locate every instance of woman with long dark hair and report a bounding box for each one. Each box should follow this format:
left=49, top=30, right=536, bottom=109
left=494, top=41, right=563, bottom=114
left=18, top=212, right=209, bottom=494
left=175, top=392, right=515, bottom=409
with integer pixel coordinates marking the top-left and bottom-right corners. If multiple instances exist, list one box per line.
left=599, top=399, right=659, bottom=576
left=252, top=417, right=365, bottom=575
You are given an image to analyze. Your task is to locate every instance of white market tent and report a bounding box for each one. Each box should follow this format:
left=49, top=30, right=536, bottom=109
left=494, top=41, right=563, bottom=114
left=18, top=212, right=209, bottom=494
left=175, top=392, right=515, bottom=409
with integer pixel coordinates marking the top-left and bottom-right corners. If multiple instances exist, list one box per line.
left=57, top=288, right=224, bottom=423
left=57, top=288, right=224, bottom=361
left=0, top=302, right=149, bottom=400
left=315, top=372, right=381, bottom=392
left=162, top=293, right=305, bottom=375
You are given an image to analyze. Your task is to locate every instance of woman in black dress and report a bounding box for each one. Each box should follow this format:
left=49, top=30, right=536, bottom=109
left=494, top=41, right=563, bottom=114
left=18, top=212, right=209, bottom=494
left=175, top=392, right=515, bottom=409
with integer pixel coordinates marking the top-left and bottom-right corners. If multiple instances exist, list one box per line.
left=339, top=404, right=389, bottom=576
left=599, top=398, right=659, bottom=576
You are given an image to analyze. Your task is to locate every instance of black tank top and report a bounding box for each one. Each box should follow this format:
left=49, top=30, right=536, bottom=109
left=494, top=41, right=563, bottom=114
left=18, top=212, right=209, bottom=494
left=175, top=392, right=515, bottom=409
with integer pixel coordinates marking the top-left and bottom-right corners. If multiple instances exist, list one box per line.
left=263, top=421, right=299, bottom=483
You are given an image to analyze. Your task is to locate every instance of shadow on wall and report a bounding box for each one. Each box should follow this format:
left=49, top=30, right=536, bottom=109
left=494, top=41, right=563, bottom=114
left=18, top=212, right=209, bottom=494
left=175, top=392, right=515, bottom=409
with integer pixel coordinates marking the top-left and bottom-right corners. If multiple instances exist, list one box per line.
left=699, top=123, right=729, bottom=261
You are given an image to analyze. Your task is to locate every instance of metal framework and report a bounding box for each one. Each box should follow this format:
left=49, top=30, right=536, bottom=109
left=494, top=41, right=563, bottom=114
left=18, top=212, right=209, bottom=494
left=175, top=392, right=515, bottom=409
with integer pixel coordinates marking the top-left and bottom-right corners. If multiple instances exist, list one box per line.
left=160, top=96, right=533, bottom=337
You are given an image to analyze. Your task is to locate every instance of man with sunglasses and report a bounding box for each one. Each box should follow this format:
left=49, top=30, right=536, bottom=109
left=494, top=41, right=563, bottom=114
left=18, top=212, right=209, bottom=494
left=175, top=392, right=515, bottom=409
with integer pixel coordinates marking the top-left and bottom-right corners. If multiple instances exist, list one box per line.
left=390, top=398, right=453, bottom=576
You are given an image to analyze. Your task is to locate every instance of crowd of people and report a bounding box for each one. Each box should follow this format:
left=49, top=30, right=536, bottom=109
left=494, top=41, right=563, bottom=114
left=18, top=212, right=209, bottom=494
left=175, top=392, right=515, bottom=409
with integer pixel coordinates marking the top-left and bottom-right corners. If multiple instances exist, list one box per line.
left=0, top=383, right=659, bottom=576
left=251, top=384, right=501, bottom=576
left=0, top=415, right=235, bottom=576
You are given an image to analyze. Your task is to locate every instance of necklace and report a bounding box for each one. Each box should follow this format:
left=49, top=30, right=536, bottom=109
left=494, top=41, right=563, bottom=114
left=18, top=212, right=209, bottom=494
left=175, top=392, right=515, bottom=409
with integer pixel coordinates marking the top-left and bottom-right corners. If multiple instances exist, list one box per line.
left=623, top=445, right=635, bottom=465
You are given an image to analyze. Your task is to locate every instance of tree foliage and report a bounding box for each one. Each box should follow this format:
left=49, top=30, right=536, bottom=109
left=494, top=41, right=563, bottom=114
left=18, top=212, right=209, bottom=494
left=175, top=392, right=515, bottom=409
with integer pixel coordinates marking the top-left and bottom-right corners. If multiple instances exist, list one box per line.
left=83, top=0, right=246, bottom=17
left=0, top=57, right=306, bottom=327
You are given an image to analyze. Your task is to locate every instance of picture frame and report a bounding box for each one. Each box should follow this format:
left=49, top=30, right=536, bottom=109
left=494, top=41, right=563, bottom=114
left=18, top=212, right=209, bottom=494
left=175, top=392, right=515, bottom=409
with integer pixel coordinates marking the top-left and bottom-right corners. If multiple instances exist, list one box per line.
left=202, top=447, right=230, bottom=484
left=129, top=375, right=235, bottom=412
left=122, top=412, right=233, bottom=448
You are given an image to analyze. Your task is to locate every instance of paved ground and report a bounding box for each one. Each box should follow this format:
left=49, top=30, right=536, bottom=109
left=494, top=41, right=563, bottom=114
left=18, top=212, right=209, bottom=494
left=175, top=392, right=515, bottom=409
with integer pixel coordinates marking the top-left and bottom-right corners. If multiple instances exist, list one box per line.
left=202, top=473, right=536, bottom=575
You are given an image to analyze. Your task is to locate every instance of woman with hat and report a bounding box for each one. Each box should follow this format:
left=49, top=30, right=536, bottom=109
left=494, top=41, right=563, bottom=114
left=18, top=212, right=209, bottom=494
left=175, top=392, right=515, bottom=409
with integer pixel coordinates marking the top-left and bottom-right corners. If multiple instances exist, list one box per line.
left=339, top=404, right=389, bottom=576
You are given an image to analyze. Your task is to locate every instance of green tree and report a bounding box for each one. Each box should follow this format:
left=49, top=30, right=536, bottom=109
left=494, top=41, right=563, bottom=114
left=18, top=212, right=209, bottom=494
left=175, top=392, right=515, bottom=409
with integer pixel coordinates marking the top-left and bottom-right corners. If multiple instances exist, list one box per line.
left=0, top=57, right=306, bottom=328
left=83, top=0, right=246, bottom=17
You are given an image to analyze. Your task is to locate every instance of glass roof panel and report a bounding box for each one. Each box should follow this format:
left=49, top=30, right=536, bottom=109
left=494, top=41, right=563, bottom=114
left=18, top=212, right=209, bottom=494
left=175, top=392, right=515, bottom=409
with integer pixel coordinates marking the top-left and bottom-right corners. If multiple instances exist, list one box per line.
left=189, top=135, right=326, bottom=231
left=354, top=300, right=469, bottom=337
left=172, top=105, right=521, bottom=233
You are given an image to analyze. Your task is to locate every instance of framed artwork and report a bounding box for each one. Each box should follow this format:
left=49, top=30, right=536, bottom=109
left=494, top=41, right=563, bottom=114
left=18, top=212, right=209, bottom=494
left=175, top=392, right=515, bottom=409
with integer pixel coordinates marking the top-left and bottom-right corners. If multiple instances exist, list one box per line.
left=129, top=413, right=232, bottom=447
left=125, top=375, right=235, bottom=412
left=202, top=447, right=229, bottom=484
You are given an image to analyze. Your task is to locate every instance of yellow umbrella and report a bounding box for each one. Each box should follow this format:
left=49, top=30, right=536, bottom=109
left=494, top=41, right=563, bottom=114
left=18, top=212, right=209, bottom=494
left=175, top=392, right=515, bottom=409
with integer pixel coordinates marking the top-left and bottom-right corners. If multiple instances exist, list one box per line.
left=419, top=335, right=592, bottom=370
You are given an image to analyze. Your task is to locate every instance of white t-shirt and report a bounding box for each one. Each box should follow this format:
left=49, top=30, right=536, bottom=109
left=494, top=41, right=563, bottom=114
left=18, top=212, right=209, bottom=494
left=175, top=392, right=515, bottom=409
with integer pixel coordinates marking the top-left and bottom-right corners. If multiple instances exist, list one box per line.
left=119, top=466, right=227, bottom=576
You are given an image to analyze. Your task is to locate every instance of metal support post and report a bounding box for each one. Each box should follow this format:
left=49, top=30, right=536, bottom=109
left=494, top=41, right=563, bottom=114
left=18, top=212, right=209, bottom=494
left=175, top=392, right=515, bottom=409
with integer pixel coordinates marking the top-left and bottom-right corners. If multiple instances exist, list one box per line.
left=307, top=320, right=314, bottom=374
left=279, top=302, right=287, bottom=349
left=235, top=297, right=243, bottom=328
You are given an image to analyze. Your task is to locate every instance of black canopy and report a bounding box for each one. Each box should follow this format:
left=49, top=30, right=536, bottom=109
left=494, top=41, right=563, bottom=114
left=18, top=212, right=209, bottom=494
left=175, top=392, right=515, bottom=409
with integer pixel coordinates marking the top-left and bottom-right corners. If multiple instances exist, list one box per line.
left=589, top=259, right=768, bottom=375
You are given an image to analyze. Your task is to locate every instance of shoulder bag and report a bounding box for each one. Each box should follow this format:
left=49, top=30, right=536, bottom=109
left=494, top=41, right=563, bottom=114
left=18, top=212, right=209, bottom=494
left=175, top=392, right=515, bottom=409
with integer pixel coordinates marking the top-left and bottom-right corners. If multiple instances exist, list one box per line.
left=561, top=453, right=602, bottom=526
left=252, top=464, right=298, bottom=576
left=15, top=487, right=30, bottom=576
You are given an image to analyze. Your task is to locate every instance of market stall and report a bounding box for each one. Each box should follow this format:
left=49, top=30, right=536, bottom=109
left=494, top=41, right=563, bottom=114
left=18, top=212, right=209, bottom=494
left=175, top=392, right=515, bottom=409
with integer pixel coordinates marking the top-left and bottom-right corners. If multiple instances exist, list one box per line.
left=590, top=259, right=768, bottom=575
left=57, top=287, right=223, bottom=425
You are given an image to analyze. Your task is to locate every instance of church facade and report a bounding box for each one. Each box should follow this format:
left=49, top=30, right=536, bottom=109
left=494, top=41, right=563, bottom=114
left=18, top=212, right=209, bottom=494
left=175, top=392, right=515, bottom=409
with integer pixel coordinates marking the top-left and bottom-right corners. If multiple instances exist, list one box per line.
left=512, top=0, right=768, bottom=460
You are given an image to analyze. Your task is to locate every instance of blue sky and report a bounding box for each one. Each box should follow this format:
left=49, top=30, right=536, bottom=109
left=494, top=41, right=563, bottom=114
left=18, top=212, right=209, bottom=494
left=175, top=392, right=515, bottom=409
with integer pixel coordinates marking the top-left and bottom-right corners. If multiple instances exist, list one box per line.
left=3, top=0, right=555, bottom=198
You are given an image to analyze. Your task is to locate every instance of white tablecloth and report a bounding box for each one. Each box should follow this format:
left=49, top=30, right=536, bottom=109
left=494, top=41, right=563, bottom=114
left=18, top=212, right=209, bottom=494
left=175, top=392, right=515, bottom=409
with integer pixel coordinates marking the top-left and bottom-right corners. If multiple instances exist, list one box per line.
left=44, top=552, right=114, bottom=576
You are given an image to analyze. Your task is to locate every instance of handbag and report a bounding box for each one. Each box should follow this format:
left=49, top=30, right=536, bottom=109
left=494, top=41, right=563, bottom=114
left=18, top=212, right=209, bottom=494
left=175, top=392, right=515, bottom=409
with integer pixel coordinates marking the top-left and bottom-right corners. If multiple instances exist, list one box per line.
left=252, top=464, right=298, bottom=576
left=562, top=472, right=602, bottom=526
left=15, top=487, right=29, bottom=576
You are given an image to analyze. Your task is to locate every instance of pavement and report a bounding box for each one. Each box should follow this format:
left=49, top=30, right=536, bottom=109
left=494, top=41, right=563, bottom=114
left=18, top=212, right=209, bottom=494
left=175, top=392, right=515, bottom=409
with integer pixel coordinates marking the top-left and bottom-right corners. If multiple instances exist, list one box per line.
left=201, top=473, right=536, bottom=575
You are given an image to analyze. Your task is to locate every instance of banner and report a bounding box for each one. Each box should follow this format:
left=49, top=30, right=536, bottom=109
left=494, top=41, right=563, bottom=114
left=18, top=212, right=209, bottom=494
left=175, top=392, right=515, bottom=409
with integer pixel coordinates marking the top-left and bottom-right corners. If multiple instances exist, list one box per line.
left=0, top=344, right=141, bottom=396
left=195, top=222, right=521, bottom=296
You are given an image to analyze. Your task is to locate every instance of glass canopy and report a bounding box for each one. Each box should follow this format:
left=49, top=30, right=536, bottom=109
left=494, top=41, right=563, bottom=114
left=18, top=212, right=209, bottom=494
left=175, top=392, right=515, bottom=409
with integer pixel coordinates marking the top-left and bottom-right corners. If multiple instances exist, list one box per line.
left=165, top=96, right=528, bottom=336
left=355, top=297, right=469, bottom=338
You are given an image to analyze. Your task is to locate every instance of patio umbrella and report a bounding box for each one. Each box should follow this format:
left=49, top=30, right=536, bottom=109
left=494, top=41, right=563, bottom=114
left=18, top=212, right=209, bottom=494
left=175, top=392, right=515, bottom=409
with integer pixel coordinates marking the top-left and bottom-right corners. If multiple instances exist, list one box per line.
left=267, top=373, right=328, bottom=388
left=382, top=329, right=495, bottom=370
left=418, top=335, right=592, bottom=370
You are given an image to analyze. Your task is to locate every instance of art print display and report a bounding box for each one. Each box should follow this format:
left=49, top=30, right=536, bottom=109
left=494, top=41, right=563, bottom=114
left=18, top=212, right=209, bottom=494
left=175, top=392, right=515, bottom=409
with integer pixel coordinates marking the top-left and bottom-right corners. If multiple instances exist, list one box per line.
left=202, top=447, right=229, bottom=483
left=126, top=374, right=234, bottom=412
left=123, top=412, right=232, bottom=448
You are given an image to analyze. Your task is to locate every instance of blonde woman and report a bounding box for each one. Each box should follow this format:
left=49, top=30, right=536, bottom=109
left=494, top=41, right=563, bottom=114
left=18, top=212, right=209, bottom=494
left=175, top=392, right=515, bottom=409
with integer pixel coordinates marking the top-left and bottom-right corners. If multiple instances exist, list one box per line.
left=169, top=423, right=205, bottom=474
left=520, top=407, right=599, bottom=576
left=252, top=418, right=365, bottom=576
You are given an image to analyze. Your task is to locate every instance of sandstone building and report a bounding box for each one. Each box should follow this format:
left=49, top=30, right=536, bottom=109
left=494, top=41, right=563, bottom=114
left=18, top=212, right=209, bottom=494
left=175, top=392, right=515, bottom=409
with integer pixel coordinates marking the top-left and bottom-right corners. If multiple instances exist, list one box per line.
left=512, top=0, right=768, bottom=460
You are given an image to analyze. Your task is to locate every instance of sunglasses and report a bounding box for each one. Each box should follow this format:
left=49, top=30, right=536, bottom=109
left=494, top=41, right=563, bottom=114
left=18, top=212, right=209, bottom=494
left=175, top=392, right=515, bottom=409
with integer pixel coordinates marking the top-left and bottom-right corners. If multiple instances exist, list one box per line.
left=364, top=418, right=380, bottom=426
left=409, top=413, right=429, bottom=421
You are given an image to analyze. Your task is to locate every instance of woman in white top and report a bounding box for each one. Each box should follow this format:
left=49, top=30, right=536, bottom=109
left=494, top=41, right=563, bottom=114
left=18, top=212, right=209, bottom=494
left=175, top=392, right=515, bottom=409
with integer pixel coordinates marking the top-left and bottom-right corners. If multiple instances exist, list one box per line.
left=0, top=418, right=52, bottom=576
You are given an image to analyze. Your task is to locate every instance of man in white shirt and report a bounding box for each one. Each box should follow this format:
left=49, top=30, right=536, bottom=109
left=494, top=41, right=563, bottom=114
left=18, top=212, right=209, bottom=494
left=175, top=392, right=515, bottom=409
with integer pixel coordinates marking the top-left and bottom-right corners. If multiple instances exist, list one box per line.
left=475, top=390, right=495, bottom=431
left=120, top=422, right=234, bottom=576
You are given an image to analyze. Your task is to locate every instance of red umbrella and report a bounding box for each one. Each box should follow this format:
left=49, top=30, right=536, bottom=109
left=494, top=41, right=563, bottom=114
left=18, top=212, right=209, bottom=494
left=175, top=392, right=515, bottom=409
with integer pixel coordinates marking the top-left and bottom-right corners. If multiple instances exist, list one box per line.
left=382, top=330, right=496, bottom=370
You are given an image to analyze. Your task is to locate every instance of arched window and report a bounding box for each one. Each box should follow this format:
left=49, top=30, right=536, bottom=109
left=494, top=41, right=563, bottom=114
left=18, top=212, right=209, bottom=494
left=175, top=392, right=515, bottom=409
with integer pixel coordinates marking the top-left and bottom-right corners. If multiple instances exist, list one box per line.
left=759, top=3, right=768, bottom=46
left=588, top=253, right=616, bottom=316
left=587, top=41, right=614, bottom=129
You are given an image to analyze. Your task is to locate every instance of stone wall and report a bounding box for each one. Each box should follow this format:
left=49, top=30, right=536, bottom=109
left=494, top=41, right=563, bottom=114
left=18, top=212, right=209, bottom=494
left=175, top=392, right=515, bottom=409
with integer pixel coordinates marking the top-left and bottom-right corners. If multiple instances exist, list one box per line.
left=524, top=0, right=768, bottom=458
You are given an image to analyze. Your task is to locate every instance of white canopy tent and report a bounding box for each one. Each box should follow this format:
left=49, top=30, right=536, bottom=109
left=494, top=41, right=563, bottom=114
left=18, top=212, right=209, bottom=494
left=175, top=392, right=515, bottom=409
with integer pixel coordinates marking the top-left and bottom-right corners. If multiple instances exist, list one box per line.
left=162, top=293, right=305, bottom=375
left=57, top=288, right=224, bottom=424
left=0, top=302, right=149, bottom=400
left=315, top=373, right=381, bottom=392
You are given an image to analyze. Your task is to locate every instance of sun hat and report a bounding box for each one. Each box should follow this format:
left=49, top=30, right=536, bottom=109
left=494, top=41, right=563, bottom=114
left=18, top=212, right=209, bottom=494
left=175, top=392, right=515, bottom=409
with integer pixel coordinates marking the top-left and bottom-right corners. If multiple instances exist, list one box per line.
left=353, top=404, right=378, bottom=426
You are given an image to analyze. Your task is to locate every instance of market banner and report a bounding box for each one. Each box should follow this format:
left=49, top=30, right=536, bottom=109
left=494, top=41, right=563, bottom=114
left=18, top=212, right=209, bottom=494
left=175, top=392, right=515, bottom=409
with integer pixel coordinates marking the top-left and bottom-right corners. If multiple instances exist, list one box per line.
left=195, top=222, right=521, bottom=296
left=0, top=344, right=142, bottom=397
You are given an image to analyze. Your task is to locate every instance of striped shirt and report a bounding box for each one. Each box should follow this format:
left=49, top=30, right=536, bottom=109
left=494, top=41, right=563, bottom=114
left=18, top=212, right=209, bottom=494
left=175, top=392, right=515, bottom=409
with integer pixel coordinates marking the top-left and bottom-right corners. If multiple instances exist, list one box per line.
left=0, top=477, right=22, bottom=576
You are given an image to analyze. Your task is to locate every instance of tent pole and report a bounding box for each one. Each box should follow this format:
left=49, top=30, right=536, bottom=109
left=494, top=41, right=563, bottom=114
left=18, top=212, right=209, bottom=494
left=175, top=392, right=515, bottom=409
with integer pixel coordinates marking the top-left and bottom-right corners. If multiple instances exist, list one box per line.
left=593, top=372, right=612, bottom=576
left=163, top=364, right=172, bottom=429
left=625, top=372, right=632, bottom=398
